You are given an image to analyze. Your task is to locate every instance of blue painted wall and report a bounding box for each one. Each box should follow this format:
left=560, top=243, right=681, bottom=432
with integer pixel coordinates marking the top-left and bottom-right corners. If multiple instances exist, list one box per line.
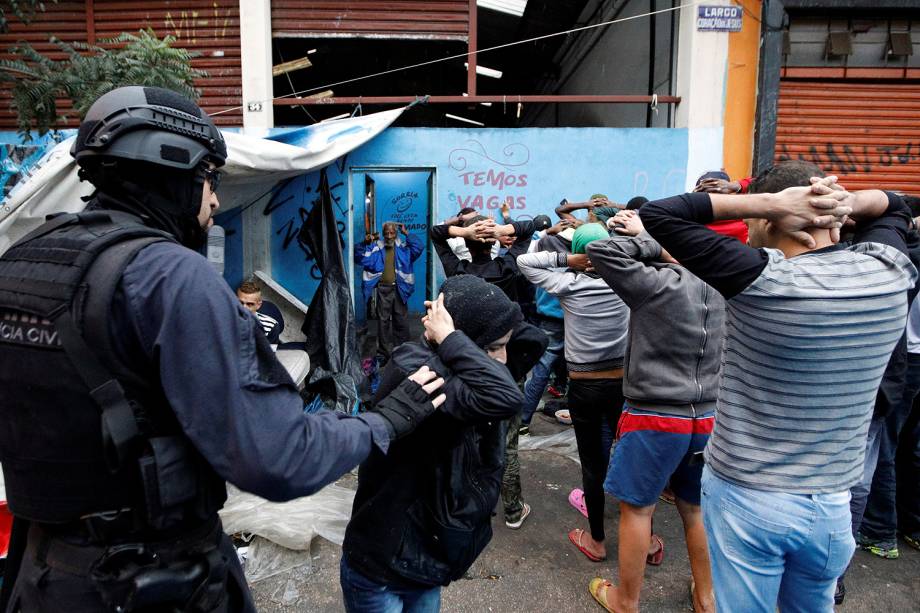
left=0, top=127, right=691, bottom=320
left=259, top=127, right=689, bottom=318
left=214, top=208, right=244, bottom=291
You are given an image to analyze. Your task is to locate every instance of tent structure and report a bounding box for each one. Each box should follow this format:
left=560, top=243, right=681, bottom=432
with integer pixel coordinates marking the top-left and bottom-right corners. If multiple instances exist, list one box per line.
left=0, top=107, right=407, bottom=255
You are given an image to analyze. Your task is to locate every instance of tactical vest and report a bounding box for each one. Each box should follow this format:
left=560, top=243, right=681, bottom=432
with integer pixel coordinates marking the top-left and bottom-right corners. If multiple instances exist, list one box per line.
left=0, top=210, right=226, bottom=532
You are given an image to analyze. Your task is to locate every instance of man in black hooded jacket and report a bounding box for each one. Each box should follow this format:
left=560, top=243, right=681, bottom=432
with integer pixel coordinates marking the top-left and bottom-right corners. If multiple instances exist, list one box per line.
left=341, top=275, right=546, bottom=611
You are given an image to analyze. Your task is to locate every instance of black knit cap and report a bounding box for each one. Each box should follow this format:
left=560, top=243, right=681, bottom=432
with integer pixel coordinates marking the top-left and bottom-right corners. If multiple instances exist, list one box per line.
left=440, top=275, right=522, bottom=347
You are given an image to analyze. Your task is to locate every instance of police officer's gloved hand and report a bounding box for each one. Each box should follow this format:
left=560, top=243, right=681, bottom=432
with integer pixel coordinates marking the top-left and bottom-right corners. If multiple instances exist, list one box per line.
left=374, top=365, right=446, bottom=440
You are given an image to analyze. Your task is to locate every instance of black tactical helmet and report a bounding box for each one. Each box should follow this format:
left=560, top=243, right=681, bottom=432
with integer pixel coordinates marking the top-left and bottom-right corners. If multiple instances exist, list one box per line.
left=71, top=86, right=227, bottom=169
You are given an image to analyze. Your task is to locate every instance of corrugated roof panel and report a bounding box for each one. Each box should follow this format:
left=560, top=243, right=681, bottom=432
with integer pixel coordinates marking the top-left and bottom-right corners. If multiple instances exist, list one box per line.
left=271, top=0, right=470, bottom=41
left=0, top=0, right=242, bottom=130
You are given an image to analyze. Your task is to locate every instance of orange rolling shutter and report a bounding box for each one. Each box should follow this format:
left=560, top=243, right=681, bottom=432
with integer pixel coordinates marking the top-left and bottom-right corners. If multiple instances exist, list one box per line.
left=775, top=79, right=920, bottom=195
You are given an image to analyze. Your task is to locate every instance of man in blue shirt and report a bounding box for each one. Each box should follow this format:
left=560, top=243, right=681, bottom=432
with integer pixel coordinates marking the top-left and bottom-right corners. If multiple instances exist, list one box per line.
left=355, top=222, right=424, bottom=358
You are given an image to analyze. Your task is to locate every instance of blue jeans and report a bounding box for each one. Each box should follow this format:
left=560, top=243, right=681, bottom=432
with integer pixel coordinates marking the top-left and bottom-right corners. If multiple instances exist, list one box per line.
left=849, top=416, right=885, bottom=537
left=701, top=466, right=855, bottom=613
left=521, top=319, right=564, bottom=424
left=340, top=556, right=441, bottom=613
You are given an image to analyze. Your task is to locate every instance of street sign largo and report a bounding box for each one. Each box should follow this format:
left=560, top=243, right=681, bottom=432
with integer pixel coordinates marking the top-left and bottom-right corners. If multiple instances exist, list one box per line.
left=697, top=5, right=743, bottom=32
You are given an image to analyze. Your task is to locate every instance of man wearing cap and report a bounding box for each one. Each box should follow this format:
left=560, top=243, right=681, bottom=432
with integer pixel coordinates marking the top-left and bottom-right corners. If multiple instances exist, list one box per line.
left=341, top=276, right=544, bottom=611
left=430, top=213, right=539, bottom=529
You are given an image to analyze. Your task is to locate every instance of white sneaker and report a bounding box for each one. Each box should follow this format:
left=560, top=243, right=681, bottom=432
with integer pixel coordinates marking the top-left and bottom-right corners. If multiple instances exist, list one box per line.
left=505, top=502, right=531, bottom=529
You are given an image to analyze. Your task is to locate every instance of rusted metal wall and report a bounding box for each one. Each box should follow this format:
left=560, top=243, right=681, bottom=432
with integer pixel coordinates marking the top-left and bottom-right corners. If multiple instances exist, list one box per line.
left=271, top=0, right=470, bottom=41
left=0, top=0, right=242, bottom=131
left=775, top=79, right=920, bottom=194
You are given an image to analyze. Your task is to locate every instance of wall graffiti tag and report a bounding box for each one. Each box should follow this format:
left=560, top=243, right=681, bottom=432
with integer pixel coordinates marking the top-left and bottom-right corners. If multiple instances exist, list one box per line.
left=447, top=140, right=531, bottom=211
left=267, top=166, right=348, bottom=281
left=1, top=144, right=49, bottom=199
left=777, top=141, right=920, bottom=175
left=163, top=4, right=233, bottom=45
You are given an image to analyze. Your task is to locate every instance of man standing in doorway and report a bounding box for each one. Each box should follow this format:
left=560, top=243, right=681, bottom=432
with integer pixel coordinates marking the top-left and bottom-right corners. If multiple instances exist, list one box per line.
left=356, top=221, right=424, bottom=359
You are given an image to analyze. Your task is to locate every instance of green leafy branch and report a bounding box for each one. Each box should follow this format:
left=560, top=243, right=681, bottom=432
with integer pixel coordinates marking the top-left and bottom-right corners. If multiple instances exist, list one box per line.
left=0, top=0, right=56, bottom=33
left=0, top=29, right=206, bottom=140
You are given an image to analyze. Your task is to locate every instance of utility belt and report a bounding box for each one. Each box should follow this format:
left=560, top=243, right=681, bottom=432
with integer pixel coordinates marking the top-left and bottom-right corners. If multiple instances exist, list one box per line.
left=27, top=516, right=230, bottom=612
left=43, top=506, right=207, bottom=546
left=569, top=367, right=624, bottom=380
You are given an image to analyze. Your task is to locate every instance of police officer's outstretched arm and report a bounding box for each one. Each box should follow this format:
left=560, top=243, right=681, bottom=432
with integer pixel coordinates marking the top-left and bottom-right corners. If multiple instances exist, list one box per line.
left=118, top=246, right=441, bottom=501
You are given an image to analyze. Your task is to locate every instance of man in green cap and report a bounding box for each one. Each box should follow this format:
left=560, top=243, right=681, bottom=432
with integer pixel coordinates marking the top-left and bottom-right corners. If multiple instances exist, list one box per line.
left=516, top=223, right=634, bottom=564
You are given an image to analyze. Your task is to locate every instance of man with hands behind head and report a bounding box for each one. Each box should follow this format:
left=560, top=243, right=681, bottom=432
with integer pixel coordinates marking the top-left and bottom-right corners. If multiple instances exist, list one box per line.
left=586, top=208, right=723, bottom=613
left=355, top=220, right=424, bottom=359
left=430, top=211, right=536, bottom=302
left=639, top=161, right=918, bottom=613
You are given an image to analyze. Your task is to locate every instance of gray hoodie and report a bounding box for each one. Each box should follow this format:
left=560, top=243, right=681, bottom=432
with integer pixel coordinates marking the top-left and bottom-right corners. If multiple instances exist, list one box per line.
left=516, top=251, right=629, bottom=372
left=586, top=233, right=725, bottom=416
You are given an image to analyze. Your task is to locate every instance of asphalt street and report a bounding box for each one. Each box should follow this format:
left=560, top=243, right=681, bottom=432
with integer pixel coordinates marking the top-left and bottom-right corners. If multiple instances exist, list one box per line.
left=251, top=415, right=920, bottom=612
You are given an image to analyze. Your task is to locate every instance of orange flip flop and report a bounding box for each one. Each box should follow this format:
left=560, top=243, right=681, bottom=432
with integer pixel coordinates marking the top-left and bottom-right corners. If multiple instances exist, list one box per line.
left=569, top=528, right=606, bottom=562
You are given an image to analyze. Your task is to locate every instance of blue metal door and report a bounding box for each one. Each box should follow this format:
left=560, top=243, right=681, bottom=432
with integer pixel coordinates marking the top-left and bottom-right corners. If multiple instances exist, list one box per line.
left=353, top=170, right=432, bottom=319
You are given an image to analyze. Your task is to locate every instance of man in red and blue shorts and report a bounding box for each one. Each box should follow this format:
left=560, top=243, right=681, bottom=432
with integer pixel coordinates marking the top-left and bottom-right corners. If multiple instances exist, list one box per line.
left=584, top=209, right=727, bottom=613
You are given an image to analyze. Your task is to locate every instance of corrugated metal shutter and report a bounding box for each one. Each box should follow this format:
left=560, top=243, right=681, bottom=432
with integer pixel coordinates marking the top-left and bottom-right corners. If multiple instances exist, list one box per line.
left=0, top=0, right=242, bottom=130
left=0, top=1, right=88, bottom=130
left=271, top=0, right=470, bottom=41
left=775, top=79, right=920, bottom=194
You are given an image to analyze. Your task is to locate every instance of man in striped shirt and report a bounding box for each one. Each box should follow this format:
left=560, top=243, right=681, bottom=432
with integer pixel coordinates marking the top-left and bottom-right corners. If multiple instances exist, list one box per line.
left=237, top=280, right=285, bottom=345
left=640, top=161, right=918, bottom=612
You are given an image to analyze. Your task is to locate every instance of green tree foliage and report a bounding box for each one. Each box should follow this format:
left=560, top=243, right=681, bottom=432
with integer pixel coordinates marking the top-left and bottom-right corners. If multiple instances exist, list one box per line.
left=0, top=29, right=205, bottom=140
left=0, top=0, right=55, bottom=33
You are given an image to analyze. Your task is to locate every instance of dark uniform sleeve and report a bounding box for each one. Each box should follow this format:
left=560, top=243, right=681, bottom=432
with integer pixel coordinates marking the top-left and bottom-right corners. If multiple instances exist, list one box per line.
left=640, top=192, right=769, bottom=299
left=115, top=243, right=391, bottom=503
left=430, top=223, right=463, bottom=277
left=852, top=192, right=914, bottom=256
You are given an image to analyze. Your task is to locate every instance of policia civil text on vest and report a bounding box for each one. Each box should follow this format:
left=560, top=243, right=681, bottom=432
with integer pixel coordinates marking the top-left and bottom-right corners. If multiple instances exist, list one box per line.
left=0, top=86, right=439, bottom=612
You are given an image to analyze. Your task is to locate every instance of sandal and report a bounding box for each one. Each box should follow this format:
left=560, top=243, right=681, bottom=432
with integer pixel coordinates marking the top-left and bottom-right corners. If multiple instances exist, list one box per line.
left=569, top=528, right=606, bottom=562
left=588, top=577, right=615, bottom=612
left=568, top=488, right=589, bottom=519
left=659, top=488, right=676, bottom=505
left=646, top=534, right=664, bottom=566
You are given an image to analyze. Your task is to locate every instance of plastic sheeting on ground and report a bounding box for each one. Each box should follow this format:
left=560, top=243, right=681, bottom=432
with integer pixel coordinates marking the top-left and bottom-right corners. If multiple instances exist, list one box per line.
left=219, top=483, right=354, bottom=550
left=519, top=428, right=581, bottom=465
left=219, top=482, right=355, bottom=585
left=215, top=430, right=581, bottom=586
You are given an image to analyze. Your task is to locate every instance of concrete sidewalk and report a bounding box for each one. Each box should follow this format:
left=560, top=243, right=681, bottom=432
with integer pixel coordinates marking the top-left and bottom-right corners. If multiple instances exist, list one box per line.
left=251, top=415, right=920, bottom=612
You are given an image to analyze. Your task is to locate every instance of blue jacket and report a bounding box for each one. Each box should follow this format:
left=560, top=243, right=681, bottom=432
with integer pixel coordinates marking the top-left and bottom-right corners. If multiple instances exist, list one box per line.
left=535, top=288, right=564, bottom=320
left=354, top=234, right=424, bottom=304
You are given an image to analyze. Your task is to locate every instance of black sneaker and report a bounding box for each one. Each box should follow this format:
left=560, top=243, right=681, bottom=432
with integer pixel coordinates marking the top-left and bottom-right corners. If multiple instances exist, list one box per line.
left=834, top=577, right=845, bottom=605
left=518, top=424, right=530, bottom=437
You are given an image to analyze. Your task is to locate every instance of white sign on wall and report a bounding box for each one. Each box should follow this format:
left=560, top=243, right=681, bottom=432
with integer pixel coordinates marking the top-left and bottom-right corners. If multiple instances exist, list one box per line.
left=697, top=5, right=743, bottom=32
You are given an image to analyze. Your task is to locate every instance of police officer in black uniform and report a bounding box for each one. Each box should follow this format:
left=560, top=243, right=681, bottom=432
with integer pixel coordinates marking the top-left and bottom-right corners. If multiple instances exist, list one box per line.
left=0, top=86, right=443, bottom=612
